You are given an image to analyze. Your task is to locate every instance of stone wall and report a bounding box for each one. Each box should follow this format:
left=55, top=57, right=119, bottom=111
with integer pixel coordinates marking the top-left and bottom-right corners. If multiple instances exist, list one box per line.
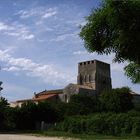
left=77, top=60, right=112, bottom=94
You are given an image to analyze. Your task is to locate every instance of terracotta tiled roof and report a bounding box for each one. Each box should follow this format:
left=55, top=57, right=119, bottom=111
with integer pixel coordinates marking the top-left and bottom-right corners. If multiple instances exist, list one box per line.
left=33, top=93, right=58, bottom=101
left=15, top=89, right=63, bottom=103
left=16, top=93, right=58, bottom=103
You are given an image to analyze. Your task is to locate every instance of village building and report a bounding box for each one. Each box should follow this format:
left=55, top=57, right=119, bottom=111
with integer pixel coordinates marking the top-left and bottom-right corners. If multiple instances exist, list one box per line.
left=10, top=89, right=63, bottom=107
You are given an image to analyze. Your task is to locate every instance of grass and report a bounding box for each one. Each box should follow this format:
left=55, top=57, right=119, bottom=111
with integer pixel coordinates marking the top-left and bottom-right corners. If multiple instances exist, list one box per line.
left=31, top=131, right=140, bottom=140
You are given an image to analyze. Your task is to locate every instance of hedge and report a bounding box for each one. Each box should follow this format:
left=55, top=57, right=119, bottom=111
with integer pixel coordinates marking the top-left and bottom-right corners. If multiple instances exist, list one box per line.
left=54, top=112, right=140, bottom=136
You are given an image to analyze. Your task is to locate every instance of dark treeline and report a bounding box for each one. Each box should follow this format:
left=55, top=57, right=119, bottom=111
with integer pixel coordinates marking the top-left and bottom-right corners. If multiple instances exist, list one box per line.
left=0, top=87, right=140, bottom=135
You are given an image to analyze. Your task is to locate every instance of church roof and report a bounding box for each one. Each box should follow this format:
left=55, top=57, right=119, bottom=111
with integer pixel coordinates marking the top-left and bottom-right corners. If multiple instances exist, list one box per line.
left=36, top=89, right=63, bottom=96
left=33, top=93, right=58, bottom=101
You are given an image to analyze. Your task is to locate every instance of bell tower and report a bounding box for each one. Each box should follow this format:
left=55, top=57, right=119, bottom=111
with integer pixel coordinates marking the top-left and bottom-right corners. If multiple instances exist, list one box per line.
left=77, top=60, right=112, bottom=94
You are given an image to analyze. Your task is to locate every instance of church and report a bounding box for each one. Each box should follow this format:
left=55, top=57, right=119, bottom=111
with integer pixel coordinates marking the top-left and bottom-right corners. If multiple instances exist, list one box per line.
left=10, top=59, right=140, bottom=107
left=11, top=59, right=112, bottom=106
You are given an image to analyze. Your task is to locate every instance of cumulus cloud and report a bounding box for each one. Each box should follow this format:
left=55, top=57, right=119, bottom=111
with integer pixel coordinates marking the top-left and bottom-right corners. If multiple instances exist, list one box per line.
left=42, top=11, right=57, bottom=19
left=0, top=49, right=75, bottom=86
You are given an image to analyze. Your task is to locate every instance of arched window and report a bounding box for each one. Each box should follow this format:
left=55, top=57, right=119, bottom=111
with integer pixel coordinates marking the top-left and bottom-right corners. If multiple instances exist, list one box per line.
left=87, top=75, right=89, bottom=82
left=91, top=75, right=95, bottom=82
left=80, top=74, right=83, bottom=84
left=89, top=75, right=91, bottom=82
left=84, top=75, right=86, bottom=83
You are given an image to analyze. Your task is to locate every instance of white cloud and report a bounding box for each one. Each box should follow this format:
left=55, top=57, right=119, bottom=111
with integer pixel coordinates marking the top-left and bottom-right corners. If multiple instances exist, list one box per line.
left=0, top=22, right=12, bottom=31
left=21, top=34, right=34, bottom=40
left=17, top=9, right=37, bottom=19
left=42, top=11, right=57, bottom=19
left=3, top=66, right=20, bottom=72
left=0, top=49, right=75, bottom=86
left=0, top=22, right=11, bottom=31
left=17, top=7, right=57, bottom=19
left=0, top=21, right=34, bottom=40
left=51, top=32, right=78, bottom=42
left=73, top=50, right=88, bottom=55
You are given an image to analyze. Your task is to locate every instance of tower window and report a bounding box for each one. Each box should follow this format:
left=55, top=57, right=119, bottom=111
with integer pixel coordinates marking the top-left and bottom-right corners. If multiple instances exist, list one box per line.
left=83, top=75, right=86, bottom=82
left=89, top=75, right=91, bottom=81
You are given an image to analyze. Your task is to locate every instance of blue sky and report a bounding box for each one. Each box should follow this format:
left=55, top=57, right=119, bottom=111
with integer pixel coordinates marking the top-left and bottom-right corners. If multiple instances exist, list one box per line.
left=0, top=0, right=139, bottom=101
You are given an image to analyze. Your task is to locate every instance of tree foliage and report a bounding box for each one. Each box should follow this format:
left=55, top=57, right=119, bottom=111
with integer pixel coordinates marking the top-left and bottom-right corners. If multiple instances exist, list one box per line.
left=0, top=97, right=12, bottom=130
left=0, top=87, right=137, bottom=131
left=56, top=112, right=140, bottom=136
left=124, top=62, right=140, bottom=83
left=80, top=0, right=140, bottom=83
left=100, top=87, right=133, bottom=112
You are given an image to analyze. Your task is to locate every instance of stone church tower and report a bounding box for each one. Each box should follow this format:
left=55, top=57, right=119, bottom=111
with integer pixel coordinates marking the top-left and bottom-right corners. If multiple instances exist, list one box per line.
left=62, top=59, right=112, bottom=102
left=77, top=60, right=112, bottom=94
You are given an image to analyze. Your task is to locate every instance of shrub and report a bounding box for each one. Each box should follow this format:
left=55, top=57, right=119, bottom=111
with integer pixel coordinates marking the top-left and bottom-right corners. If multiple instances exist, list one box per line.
left=100, top=87, right=133, bottom=112
left=55, top=112, right=140, bottom=136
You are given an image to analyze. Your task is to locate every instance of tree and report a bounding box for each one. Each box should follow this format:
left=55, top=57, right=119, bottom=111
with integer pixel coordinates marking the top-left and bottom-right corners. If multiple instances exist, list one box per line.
left=124, top=62, right=140, bottom=83
left=80, top=0, right=140, bottom=83
left=69, top=94, right=100, bottom=114
left=37, top=101, right=59, bottom=123
left=16, top=101, right=37, bottom=130
left=0, top=97, right=10, bottom=130
left=60, top=94, right=101, bottom=116
left=99, top=87, right=133, bottom=112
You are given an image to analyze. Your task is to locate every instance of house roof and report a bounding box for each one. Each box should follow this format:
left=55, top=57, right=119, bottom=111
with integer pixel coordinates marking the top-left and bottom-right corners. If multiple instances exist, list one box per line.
left=16, top=94, right=58, bottom=103
left=14, top=88, right=63, bottom=104
left=33, top=93, right=58, bottom=101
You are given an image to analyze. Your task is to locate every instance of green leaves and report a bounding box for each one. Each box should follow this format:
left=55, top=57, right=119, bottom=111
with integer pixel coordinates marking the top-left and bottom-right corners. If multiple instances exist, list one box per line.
left=124, top=63, right=140, bottom=83
left=100, top=87, right=133, bottom=112
left=55, top=112, right=140, bottom=136
left=80, top=0, right=140, bottom=83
